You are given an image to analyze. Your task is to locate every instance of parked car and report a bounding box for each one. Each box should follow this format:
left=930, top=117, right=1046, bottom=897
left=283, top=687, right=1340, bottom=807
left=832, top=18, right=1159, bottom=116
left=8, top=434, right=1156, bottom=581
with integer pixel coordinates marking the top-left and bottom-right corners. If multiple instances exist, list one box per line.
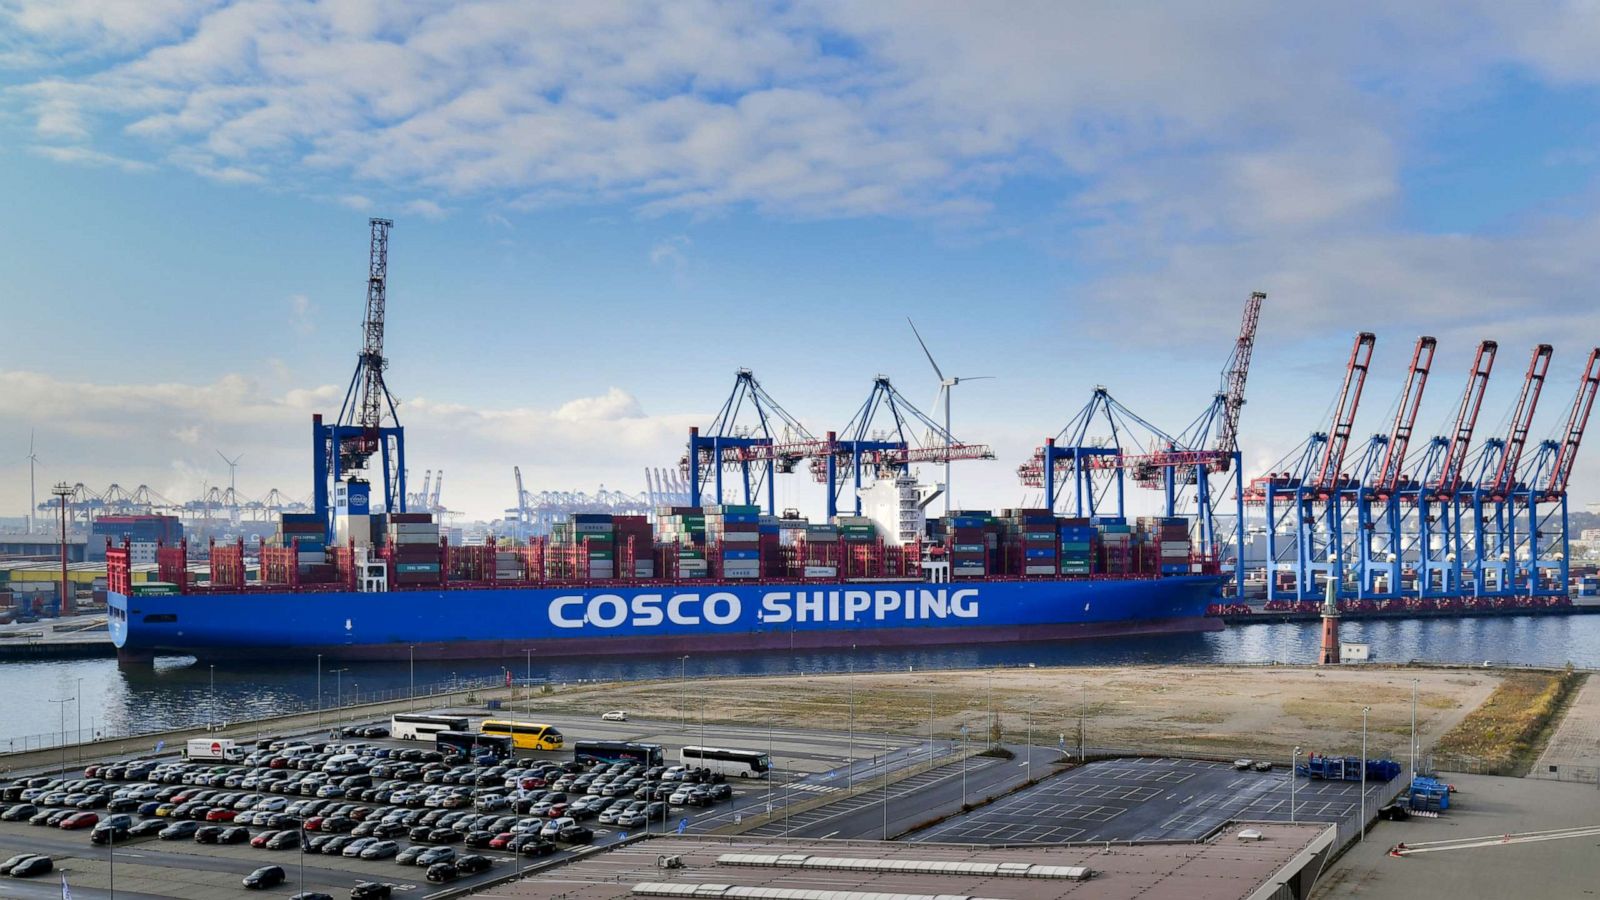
left=128, top=819, right=167, bottom=837
left=360, top=840, right=400, bottom=860
left=455, top=854, right=492, bottom=874
left=8, top=856, right=53, bottom=878
left=242, top=865, right=286, bottom=890
left=425, top=862, right=458, bottom=883
left=350, top=883, right=394, bottom=899
left=59, top=812, right=99, bottom=830
left=159, top=821, right=200, bottom=840
left=0, top=854, right=43, bottom=876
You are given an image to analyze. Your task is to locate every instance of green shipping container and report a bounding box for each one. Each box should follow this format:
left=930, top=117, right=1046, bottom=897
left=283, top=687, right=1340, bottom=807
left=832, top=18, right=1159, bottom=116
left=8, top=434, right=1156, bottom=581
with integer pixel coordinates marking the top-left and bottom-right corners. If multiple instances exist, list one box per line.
left=588, top=550, right=614, bottom=560
left=132, top=582, right=180, bottom=596
left=395, top=562, right=441, bottom=573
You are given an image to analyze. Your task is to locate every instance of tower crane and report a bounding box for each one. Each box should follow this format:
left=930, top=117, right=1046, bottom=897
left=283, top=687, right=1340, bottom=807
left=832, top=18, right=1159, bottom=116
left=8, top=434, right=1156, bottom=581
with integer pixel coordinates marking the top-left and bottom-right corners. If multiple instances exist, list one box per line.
left=312, top=218, right=408, bottom=537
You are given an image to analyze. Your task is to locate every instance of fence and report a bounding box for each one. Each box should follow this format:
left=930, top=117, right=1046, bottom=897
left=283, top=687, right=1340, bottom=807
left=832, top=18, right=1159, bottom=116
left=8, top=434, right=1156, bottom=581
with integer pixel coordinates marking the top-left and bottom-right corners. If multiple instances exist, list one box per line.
left=0, top=674, right=510, bottom=758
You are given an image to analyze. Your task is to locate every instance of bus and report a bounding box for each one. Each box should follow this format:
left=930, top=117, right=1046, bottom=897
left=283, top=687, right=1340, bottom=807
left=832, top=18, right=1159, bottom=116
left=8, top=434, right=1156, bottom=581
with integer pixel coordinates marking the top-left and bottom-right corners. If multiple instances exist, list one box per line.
left=391, top=714, right=470, bottom=741
left=573, top=740, right=665, bottom=768
left=479, top=720, right=564, bottom=751
left=680, top=746, right=771, bottom=778
left=436, top=730, right=513, bottom=762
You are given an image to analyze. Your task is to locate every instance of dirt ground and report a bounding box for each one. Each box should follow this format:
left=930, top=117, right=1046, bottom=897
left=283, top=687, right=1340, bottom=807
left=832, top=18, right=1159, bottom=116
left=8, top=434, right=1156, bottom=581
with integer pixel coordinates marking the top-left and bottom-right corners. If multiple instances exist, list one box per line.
left=527, top=664, right=1502, bottom=762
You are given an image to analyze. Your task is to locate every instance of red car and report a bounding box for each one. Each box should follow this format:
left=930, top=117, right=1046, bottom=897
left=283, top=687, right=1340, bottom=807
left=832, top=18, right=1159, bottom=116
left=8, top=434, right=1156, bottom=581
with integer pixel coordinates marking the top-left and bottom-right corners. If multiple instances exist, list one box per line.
left=206, top=808, right=237, bottom=822
left=83, top=765, right=101, bottom=778
left=303, top=817, right=326, bottom=832
left=487, top=832, right=515, bottom=849
left=249, top=830, right=280, bottom=848
left=59, top=812, right=99, bottom=830
left=546, top=804, right=568, bottom=818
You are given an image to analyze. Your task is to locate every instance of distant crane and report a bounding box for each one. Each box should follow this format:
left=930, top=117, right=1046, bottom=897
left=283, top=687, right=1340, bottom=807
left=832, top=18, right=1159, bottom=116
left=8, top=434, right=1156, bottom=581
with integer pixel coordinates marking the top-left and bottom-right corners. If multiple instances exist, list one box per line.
left=1212, top=291, right=1264, bottom=472
left=908, top=318, right=994, bottom=515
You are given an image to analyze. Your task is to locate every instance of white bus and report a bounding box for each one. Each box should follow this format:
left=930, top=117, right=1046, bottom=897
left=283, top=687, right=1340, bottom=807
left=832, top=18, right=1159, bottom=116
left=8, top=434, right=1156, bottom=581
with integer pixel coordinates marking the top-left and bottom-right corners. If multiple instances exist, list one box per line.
left=391, top=713, right=469, bottom=741
left=680, top=745, right=771, bottom=778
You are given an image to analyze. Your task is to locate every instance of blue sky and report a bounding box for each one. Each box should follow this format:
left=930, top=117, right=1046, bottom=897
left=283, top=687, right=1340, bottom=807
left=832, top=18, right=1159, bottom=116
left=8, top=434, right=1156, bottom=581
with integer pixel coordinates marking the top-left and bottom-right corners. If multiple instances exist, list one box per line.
left=2, top=1, right=1599, bottom=520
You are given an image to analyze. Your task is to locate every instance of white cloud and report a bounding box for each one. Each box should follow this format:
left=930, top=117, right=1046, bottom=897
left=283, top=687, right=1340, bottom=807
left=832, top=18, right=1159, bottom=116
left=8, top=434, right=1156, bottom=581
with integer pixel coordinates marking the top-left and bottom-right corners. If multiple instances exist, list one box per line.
left=402, top=198, right=446, bottom=219
left=287, top=293, right=314, bottom=335
left=0, top=370, right=696, bottom=520
left=649, top=234, right=690, bottom=269
left=336, top=193, right=372, bottom=211
left=28, top=144, right=153, bottom=172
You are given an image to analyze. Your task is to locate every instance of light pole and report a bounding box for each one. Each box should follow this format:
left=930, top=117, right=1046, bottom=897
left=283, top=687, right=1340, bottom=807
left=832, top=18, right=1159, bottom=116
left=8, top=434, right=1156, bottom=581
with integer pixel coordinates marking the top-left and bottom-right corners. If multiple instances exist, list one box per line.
left=678, top=656, right=690, bottom=731
left=315, top=655, right=322, bottom=727
left=1410, top=678, right=1419, bottom=781
left=409, top=646, right=415, bottom=711
left=1291, top=746, right=1301, bottom=823
left=1026, top=698, right=1033, bottom=773
left=847, top=676, right=855, bottom=791
left=330, top=668, right=349, bottom=729
left=961, top=722, right=969, bottom=807
left=208, top=665, right=215, bottom=729
left=1361, top=706, right=1370, bottom=841
left=75, top=676, right=83, bottom=766
left=1079, top=684, right=1087, bottom=759
left=49, top=696, right=73, bottom=774
left=523, top=648, right=534, bottom=692
left=882, top=744, right=889, bottom=839
left=108, top=821, right=115, bottom=897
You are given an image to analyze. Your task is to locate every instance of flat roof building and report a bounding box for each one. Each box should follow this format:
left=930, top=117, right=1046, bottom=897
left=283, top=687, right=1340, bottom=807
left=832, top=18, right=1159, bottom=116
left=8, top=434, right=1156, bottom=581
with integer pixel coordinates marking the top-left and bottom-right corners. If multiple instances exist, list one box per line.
left=479, top=824, right=1337, bottom=900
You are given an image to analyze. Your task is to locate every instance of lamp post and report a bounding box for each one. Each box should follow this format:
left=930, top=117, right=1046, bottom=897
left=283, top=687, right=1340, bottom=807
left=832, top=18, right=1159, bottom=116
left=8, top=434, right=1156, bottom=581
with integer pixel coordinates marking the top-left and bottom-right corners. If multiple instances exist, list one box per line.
left=76, top=676, right=83, bottom=766
left=108, top=821, right=115, bottom=898
left=330, top=668, right=349, bottom=728
left=1079, top=684, right=1087, bottom=760
left=847, top=677, right=855, bottom=791
left=1410, top=678, right=1419, bottom=781
left=315, top=655, right=322, bottom=727
left=678, top=656, right=690, bottom=731
left=1361, top=706, right=1370, bottom=841
left=208, top=665, right=215, bottom=729
left=961, top=722, right=969, bottom=807
left=49, top=696, right=73, bottom=775
left=523, top=648, right=534, bottom=691
left=409, top=645, right=415, bottom=711
left=1291, top=746, right=1301, bottom=823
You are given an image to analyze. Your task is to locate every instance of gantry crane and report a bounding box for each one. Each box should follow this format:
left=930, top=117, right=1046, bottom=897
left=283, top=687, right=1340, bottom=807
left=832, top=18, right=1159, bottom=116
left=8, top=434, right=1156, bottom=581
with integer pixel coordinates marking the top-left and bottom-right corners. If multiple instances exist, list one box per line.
left=813, top=375, right=993, bottom=518
left=313, top=219, right=408, bottom=538
left=682, top=369, right=828, bottom=514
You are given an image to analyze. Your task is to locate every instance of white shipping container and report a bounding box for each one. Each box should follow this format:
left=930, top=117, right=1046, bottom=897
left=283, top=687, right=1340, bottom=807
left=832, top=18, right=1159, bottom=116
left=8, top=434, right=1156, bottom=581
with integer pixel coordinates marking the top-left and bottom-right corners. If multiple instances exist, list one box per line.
left=719, top=532, right=760, bottom=543
left=1025, top=565, right=1058, bottom=575
left=390, top=523, right=440, bottom=535
left=953, top=566, right=986, bottom=576
left=803, top=566, right=838, bottom=577
left=390, top=533, right=439, bottom=545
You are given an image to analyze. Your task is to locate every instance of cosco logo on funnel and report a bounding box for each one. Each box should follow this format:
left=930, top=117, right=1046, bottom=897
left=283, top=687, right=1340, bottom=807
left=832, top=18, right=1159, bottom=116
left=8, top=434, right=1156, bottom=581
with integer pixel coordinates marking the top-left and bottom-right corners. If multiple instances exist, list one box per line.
left=549, top=593, right=742, bottom=629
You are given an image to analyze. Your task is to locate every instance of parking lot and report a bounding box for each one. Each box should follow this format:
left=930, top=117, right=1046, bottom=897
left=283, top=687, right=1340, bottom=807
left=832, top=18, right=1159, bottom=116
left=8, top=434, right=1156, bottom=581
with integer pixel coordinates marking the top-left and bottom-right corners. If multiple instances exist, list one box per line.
left=0, top=715, right=845, bottom=898
left=908, top=757, right=1397, bottom=844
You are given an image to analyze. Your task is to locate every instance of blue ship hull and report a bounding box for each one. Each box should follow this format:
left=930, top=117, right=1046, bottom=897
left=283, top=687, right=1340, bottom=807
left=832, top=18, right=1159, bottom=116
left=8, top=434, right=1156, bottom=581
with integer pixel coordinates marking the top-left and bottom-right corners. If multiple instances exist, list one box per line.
left=108, top=576, right=1223, bottom=663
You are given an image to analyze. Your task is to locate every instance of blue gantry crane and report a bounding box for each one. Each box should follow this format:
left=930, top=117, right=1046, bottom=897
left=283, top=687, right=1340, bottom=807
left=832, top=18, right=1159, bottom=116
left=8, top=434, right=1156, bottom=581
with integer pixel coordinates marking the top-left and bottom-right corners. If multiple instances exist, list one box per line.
left=313, top=218, right=408, bottom=540
left=684, top=369, right=827, bottom=515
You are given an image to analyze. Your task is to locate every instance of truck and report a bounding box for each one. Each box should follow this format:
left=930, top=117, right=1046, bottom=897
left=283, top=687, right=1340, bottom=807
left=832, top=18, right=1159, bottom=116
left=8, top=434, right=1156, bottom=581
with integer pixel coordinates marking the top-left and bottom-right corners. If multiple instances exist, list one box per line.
left=184, top=738, right=246, bottom=762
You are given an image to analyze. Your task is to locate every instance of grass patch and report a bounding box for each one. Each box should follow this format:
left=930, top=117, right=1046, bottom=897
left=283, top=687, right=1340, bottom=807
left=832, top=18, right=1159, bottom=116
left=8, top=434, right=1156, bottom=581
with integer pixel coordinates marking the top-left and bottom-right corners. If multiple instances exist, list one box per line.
left=1434, top=668, right=1585, bottom=775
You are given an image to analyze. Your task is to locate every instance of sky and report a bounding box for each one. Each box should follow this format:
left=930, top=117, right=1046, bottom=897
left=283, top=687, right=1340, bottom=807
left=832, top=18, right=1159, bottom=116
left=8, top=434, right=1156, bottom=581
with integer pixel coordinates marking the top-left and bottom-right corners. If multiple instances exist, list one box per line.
left=2, top=0, right=1599, bottom=522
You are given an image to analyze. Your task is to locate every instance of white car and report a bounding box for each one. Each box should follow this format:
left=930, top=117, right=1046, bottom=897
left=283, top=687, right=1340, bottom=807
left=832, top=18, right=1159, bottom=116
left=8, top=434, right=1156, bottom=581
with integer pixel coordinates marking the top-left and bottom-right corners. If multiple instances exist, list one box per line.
left=601, top=711, right=628, bottom=722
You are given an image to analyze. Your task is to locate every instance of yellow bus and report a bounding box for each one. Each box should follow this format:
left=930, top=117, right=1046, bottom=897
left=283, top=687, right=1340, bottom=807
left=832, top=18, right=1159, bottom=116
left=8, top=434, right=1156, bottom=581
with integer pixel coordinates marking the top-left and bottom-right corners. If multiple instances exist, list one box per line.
left=479, top=720, right=564, bottom=751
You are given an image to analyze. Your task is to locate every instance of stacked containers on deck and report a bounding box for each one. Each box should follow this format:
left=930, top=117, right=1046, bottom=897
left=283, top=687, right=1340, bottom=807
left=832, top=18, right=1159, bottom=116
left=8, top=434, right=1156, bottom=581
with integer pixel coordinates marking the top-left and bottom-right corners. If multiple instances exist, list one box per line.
left=657, top=507, right=707, bottom=578
left=706, top=504, right=761, bottom=579
left=802, top=523, right=839, bottom=577
left=278, top=513, right=328, bottom=574
left=1000, top=508, right=1058, bottom=576
left=1058, top=517, right=1095, bottom=576
left=388, top=513, right=441, bottom=585
left=494, top=538, right=521, bottom=581
left=572, top=514, right=615, bottom=580
left=1092, top=516, right=1133, bottom=575
left=613, top=515, right=655, bottom=579
left=1139, top=516, right=1191, bottom=575
left=758, top=515, right=783, bottom=578
left=945, top=511, right=990, bottom=578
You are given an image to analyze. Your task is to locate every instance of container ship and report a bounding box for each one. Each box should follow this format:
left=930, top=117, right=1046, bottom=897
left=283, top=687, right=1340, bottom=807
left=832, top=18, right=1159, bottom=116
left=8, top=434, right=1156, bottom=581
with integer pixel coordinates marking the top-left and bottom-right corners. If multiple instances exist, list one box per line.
left=107, top=489, right=1223, bottom=664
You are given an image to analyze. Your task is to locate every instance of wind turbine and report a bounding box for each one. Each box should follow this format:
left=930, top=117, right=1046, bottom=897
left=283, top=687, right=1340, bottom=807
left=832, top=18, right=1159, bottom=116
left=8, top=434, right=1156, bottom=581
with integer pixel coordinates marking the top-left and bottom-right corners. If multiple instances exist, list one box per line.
left=24, top=430, right=40, bottom=534
left=216, top=450, right=242, bottom=498
left=908, top=318, right=994, bottom=514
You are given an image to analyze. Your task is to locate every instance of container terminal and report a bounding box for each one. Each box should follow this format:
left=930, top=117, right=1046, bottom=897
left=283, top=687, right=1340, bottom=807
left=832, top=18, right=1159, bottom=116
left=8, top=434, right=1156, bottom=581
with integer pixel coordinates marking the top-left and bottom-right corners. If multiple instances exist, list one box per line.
left=4, top=219, right=1598, bottom=653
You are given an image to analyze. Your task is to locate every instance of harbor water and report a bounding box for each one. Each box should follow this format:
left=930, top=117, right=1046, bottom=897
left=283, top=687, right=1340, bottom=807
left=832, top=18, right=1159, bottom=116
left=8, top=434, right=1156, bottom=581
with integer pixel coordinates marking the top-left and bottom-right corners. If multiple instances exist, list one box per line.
left=3, top=613, right=1598, bottom=748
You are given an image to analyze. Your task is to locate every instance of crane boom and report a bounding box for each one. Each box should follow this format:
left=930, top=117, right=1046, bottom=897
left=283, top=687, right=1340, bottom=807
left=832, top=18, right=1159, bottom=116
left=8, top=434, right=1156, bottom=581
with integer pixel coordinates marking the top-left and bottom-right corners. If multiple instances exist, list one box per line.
left=1213, top=291, right=1265, bottom=470
left=358, top=218, right=394, bottom=431
left=1433, top=340, right=1498, bottom=498
left=1375, top=336, right=1437, bottom=496
left=1488, top=344, right=1553, bottom=498
left=1543, top=347, right=1600, bottom=499
left=1313, top=332, right=1377, bottom=490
